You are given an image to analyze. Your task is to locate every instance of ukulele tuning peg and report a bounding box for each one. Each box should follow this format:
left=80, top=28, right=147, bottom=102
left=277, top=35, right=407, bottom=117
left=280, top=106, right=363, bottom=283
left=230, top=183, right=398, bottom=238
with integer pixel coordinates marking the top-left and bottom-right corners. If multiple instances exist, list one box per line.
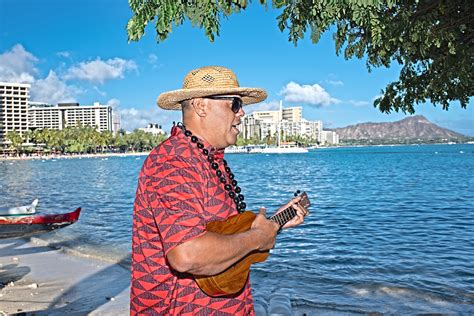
left=294, top=190, right=301, bottom=197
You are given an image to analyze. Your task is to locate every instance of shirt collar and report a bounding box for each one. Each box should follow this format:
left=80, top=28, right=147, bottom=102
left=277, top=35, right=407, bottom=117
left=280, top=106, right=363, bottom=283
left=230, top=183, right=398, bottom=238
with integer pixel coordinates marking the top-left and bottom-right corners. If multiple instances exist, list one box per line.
left=172, top=124, right=225, bottom=161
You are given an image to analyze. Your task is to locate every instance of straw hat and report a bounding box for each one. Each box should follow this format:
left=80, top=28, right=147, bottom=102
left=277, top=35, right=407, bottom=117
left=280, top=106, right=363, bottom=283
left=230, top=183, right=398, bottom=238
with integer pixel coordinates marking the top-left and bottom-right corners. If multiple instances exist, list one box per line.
left=157, top=66, right=267, bottom=110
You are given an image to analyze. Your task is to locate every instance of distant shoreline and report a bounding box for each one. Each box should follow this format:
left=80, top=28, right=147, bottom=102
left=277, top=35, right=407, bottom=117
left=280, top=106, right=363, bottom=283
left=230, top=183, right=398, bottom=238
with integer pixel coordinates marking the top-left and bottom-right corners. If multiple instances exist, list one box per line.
left=0, top=151, right=150, bottom=162
left=2, top=142, right=472, bottom=161
left=321, top=142, right=474, bottom=149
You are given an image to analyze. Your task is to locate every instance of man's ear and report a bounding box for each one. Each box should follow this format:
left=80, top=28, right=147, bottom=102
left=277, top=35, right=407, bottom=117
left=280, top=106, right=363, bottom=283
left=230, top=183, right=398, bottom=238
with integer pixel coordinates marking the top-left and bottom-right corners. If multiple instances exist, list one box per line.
left=191, top=98, right=207, bottom=117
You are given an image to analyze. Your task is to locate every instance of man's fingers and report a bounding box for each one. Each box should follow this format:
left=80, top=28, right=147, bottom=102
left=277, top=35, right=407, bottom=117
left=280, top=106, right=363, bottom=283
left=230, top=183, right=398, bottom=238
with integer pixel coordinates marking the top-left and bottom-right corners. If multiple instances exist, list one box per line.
left=298, top=212, right=305, bottom=223
left=293, top=211, right=304, bottom=223
left=258, top=207, right=266, bottom=216
left=290, top=195, right=302, bottom=206
left=283, top=213, right=304, bottom=228
left=299, top=203, right=309, bottom=216
left=293, top=203, right=308, bottom=217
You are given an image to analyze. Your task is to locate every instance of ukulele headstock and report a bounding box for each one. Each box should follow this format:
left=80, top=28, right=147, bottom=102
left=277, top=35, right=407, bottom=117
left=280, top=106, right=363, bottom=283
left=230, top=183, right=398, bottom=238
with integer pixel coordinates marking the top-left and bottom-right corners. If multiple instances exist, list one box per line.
left=294, top=190, right=311, bottom=209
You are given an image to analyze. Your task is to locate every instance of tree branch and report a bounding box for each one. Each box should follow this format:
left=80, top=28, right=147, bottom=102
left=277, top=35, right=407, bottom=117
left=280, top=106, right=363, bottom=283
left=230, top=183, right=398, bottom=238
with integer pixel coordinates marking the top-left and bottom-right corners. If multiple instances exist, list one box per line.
left=413, top=0, right=442, bottom=18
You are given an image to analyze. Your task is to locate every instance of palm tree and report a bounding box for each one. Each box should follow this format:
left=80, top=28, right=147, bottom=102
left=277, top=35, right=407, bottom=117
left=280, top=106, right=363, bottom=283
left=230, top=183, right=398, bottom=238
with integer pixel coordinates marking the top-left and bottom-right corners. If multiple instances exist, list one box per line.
left=5, top=130, right=23, bottom=156
left=114, top=133, right=128, bottom=153
left=102, top=131, right=114, bottom=152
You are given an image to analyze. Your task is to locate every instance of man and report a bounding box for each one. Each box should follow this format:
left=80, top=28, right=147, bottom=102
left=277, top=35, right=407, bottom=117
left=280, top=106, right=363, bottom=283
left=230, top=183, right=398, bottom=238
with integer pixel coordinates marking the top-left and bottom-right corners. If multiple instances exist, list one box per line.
left=131, top=66, right=308, bottom=315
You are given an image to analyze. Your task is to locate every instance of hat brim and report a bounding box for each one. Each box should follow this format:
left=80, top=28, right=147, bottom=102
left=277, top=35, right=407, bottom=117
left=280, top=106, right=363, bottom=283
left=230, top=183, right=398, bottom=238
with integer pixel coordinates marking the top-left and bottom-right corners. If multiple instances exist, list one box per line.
left=157, top=87, right=268, bottom=110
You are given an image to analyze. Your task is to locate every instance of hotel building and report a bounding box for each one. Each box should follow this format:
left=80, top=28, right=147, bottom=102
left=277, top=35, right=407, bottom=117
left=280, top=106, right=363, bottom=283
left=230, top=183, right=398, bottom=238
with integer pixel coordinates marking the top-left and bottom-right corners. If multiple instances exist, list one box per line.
left=0, top=82, right=30, bottom=142
left=320, top=130, right=339, bottom=145
left=112, top=113, right=121, bottom=134
left=139, top=123, right=165, bottom=135
left=29, top=102, right=113, bottom=132
left=240, top=105, right=337, bottom=145
left=28, top=102, right=61, bottom=130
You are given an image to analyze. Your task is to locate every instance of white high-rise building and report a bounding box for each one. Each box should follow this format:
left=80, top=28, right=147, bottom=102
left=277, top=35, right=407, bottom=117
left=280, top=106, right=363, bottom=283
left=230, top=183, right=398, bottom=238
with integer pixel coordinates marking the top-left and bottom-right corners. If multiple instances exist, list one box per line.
left=282, top=107, right=302, bottom=123
left=28, top=102, right=113, bottom=132
left=301, top=120, right=323, bottom=141
left=241, top=115, right=262, bottom=140
left=240, top=104, right=329, bottom=143
left=139, top=123, right=165, bottom=135
left=61, top=102, right=112, bottom=132
left=29, top=102, right=62, bottom=130
left=0, top=82, right=30, bottom=142
left=321, top=130, right=339, bottom=145
left=112, top=113, right=121, bottom=134
left=251, top=110, right=280, bottom=122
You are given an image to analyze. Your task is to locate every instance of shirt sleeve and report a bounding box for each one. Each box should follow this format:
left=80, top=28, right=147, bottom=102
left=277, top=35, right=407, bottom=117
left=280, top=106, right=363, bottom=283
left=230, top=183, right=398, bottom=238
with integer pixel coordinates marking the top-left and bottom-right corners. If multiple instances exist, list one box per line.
left=145, top=155, right=207, bottom=256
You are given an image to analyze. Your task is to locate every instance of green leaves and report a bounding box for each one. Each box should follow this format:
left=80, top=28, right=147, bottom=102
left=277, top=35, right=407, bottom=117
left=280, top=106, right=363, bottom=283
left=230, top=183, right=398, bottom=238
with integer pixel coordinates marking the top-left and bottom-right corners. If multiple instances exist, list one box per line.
left=127, top=0, right=251, bottom=43
left=18, top=127, right=167, bottom=155
left=5, top=130, right=23, bottom=156
left=127, top=0, right=473, bottom=113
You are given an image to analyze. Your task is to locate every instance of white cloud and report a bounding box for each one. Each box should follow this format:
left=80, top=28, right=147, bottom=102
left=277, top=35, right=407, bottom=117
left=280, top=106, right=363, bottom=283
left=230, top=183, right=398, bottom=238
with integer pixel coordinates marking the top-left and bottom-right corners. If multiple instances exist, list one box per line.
left=280, top=81, right=340, bottom=106
left=57, top=51, right=71, bottom=58
left=107, top=98, right=120, bottom=109
left=64, top=57, right=137, bottom=84
left=117, top=107, right=177, bottom=132
left=31, top=70, right=81, bottom=104
left=0, top=44, right=143, bottom=108
left=147, top=53, right=162, bottom=69
left=323, top=121, right=335, bottom=128
left=348, top=100, right=370, bottom=107
left=0, top=44, right=38, bottom=83
left=93, top=85, right=107, bottom=97
left=246, top=100, right=281, bottom=113
left=148, top=53, right=158, bottom=64
left=434, top=118, right=474, bottom=137
left=0, top=45, right=81, bottom=104
left=326, top=80, right=344, bottom=86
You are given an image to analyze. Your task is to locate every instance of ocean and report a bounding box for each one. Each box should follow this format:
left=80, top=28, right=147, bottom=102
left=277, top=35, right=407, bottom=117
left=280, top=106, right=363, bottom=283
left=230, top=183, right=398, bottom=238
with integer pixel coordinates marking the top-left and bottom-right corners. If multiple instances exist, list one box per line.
left=1, top=144, right=473, bottom=314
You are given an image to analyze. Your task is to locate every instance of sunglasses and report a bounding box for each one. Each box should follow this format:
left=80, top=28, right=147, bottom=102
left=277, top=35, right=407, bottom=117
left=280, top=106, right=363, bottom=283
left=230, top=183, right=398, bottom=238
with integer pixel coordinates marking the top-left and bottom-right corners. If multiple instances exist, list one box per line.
left=206, top=96, right=243, bottom=113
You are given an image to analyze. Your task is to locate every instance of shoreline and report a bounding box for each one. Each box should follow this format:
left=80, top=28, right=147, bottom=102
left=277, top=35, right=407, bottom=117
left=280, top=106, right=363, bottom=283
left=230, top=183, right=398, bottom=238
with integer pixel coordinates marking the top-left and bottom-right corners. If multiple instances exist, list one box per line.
left=1, top=143, right=471, bottom=161
left=0, top=238, right=294, bottom=315
left=0, top=237, right=130, bottom=315
left=0, top=151, right=150, bottom=162
left=225, top=142, right=471, bottom=154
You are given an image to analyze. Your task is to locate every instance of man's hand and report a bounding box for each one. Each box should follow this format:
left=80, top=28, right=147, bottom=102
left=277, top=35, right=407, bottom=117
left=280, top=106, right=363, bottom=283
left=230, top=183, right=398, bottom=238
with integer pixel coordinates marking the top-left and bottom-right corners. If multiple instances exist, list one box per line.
left=250, top=208, right=279, bottom=251
left=275, top=194, right=309, bottom=229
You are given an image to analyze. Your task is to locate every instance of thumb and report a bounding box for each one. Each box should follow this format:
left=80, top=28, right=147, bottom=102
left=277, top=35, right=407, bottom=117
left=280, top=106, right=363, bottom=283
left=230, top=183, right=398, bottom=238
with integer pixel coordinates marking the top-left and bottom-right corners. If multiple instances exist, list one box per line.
left=258, top=207, right=267, bottom=217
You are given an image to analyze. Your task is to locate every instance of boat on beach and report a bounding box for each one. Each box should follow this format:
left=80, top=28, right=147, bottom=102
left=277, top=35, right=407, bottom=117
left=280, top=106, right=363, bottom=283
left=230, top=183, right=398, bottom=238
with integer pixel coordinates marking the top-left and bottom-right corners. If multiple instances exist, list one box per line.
left=0, top=199, right=38, bottom=216
left=0, top=201, right=81, bottom=239
left=224, top=146, right=250, bottom=154
left=261, top=143, right=308, bottom=154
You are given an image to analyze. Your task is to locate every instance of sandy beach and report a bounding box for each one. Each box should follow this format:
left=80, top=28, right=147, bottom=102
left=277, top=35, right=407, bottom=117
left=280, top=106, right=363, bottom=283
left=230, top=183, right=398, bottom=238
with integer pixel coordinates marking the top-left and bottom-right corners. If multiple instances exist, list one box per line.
left=0, top=151, right=150, bottom=162
left=0, top=238, right=297, bottom=316
left=0, top=238, right=130, bottom=315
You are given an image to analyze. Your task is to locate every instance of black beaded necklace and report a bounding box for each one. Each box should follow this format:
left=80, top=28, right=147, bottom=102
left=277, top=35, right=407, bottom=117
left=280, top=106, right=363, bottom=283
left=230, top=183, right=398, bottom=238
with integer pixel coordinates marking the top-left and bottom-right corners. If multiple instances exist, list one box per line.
left=177, top=123, right=246, bottom=213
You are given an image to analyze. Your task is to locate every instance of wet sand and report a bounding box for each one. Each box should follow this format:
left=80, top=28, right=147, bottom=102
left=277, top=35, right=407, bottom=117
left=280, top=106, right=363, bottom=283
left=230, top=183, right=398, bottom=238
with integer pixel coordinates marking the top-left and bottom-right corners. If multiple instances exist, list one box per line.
left=0, top=238, right=130, bottom=315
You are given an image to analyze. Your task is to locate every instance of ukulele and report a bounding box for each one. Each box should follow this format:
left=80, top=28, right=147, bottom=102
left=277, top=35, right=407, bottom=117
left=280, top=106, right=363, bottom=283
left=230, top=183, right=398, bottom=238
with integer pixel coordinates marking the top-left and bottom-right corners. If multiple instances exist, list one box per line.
left=195, top=192, right=310, bottom=297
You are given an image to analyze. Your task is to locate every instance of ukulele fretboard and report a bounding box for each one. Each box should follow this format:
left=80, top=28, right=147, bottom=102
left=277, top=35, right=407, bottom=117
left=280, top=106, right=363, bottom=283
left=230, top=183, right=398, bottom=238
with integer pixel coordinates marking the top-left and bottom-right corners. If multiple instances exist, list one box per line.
left=269, top=206, right=297, bottom=227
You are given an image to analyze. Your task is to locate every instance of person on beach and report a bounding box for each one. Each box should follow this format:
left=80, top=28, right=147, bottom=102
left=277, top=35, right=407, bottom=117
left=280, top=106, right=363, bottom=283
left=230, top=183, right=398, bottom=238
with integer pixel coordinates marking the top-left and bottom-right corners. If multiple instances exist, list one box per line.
left=130, top=66, right=308, bottom=315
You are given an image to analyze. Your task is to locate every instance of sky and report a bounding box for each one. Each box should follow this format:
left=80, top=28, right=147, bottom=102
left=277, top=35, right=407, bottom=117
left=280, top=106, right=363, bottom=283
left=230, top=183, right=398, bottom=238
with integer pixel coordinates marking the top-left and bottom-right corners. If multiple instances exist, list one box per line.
left=1, top=0, right=472, bottom=135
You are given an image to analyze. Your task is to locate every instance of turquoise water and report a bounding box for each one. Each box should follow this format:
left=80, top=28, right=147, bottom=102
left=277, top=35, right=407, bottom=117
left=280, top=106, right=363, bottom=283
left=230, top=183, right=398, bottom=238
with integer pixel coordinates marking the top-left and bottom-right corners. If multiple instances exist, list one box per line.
left=1, top=144, right=473, bottom=314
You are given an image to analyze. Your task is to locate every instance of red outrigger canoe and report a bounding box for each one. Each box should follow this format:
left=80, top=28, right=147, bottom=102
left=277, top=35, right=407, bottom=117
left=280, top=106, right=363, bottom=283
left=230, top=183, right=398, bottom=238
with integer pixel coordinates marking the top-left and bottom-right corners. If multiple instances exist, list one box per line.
left=0, top=208, right=81, bottom=239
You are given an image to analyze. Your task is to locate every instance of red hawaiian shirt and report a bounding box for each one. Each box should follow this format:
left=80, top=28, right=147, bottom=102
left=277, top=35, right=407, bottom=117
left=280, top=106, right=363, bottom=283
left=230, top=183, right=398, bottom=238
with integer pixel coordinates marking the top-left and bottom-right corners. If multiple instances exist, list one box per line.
left=131, top=126, right=254, bottom=315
